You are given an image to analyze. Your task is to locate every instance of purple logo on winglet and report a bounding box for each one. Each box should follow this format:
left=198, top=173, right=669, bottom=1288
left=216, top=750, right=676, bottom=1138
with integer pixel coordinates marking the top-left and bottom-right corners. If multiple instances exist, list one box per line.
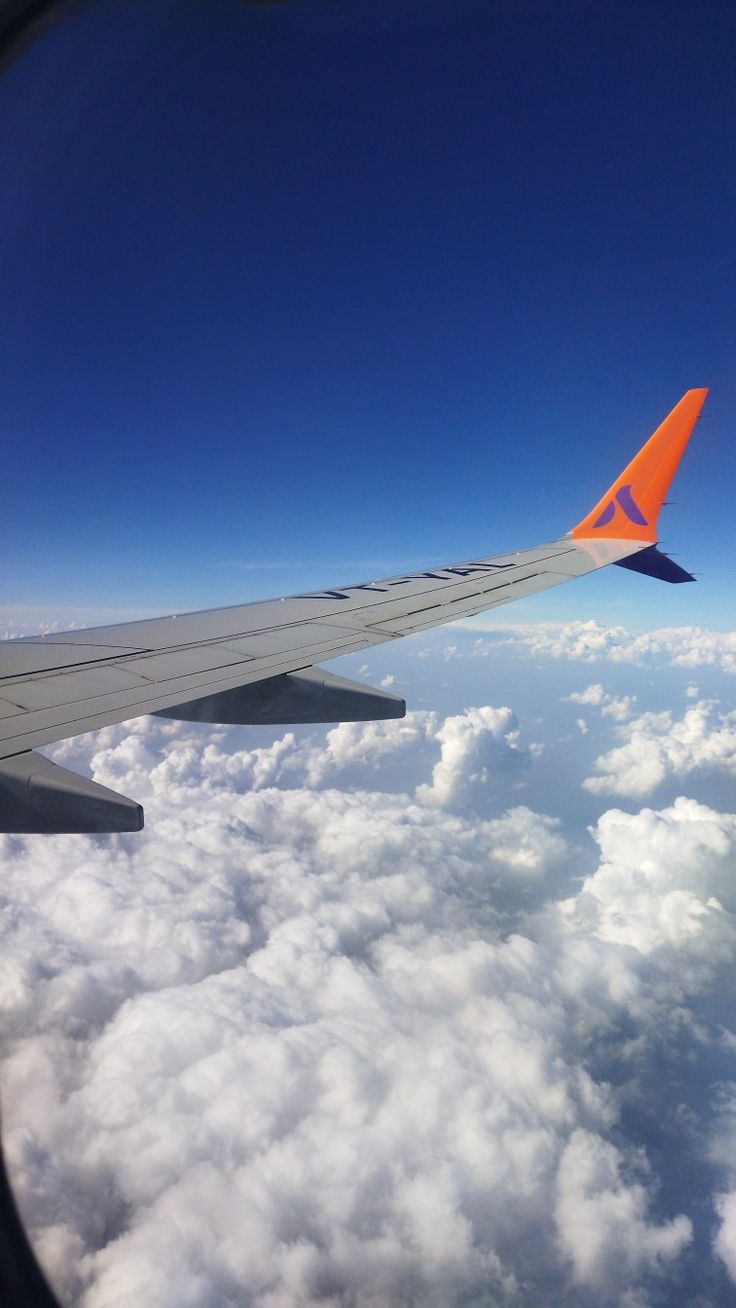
left=615, top=485, right=648, bottom=525
left=593, top=484, right=648, bottom=529
left=593, top=501, right=615, bottom=528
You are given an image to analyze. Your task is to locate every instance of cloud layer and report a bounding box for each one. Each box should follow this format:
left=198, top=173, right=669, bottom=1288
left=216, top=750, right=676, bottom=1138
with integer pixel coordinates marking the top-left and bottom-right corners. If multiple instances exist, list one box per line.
left=460, top=620, right=736, bottom=674
left=1, top=696, right=735, bottom=1308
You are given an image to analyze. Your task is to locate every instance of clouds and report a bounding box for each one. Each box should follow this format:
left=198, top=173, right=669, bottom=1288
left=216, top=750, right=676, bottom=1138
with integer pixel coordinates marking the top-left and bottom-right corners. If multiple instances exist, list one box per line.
left=0, top=607, right=160, bottom=641
left=560, top=798, right=736, bottom=971
left=555, top=1129, right=691, bottom=1290
left=67, top=704, right=537, bottom=816
left=564, top=683, right=636, bottom=722
left=581, top=700, right=736, bottom=798
left=706, top=1085, right=736, bottom=1285
left=301, top=705, right=535, bottom=809
left=2, top=692, right=736, bottom=1308
left=296, top=713, right=436, bottom=790
left=460, top=620, right=736, bottom=675
left=715, top=1192, right=736, bottom=1283
left=416, top=705, right=533, bottom=808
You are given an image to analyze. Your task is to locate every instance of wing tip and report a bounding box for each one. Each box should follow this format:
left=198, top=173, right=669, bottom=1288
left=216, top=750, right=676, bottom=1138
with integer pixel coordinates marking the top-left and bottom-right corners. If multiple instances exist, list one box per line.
left=570, top=388, right=707, bottom=543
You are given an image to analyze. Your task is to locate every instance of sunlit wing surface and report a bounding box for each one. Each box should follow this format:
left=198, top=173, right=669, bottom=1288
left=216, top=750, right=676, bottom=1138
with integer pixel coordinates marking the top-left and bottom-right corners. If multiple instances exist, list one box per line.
left=0, top=389, right=708, bottom=831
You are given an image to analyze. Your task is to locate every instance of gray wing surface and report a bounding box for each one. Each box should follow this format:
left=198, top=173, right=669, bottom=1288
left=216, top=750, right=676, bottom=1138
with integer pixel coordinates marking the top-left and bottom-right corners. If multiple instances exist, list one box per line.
left=0, top=388, right=706, bottom=832
left=0, top=537, right=640, bottom=761
left=0, top=534, right=643, bottom=832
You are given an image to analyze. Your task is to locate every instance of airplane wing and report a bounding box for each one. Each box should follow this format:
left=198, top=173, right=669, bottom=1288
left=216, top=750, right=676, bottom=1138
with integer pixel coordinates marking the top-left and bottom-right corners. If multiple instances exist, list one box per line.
left=0, top=389, right=707, bottom=832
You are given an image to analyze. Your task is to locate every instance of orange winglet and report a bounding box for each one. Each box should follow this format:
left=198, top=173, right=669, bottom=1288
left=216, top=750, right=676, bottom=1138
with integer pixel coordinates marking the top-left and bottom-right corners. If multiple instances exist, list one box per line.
left=570, top=388, right=708, bottom=542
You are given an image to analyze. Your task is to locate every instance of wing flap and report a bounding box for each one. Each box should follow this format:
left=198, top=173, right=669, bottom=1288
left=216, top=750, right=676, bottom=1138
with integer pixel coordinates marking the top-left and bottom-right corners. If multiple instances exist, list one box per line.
left=118, top=645, right=255, bottom=682
left=0, top=641, right=149, bottom=677
left=216, top=622, right=372, bottom=659
left=0, top=699, right=25, bottom=719
left=2, top=664, right=152, bottom=711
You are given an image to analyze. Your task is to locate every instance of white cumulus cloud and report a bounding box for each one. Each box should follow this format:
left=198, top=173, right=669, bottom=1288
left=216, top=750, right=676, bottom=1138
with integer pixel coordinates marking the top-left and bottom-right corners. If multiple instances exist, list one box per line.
left=460, top=621, right=736, bottom=675
left=582, top=700, right=736, bottom=798
left=556, top=1129, right=691, bottom=1289
left=1, top=684, right=735, bottom=1306
left=1, top=724, right=581, bottom=1307
left=715, top=1192, right=736, bottom=1283
left=416, top=705, right=532, bottom=808
left=564, top=683, right=637, bottom=722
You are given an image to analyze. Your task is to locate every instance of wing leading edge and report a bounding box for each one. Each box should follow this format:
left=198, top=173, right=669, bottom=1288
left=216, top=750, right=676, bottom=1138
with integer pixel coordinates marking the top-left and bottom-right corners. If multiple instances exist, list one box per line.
left=0, top=389, right=707, bottom=831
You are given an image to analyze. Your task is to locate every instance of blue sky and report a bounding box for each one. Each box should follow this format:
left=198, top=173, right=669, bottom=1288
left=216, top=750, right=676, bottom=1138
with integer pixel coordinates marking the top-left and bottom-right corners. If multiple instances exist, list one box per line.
left=1, top=0, right=734, bottom=627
